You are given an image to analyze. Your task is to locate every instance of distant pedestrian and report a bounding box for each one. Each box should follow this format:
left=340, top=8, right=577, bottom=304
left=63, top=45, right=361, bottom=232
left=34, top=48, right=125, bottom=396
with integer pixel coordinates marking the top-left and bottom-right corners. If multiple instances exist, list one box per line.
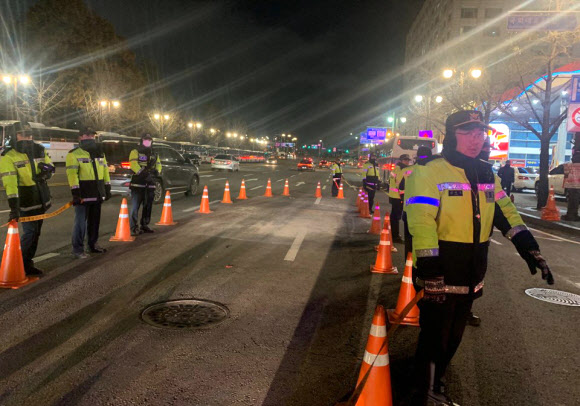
left=0, top=121, right=54, bottom=276
left=497, top=161, right=515, bottom=196
left=330, top=157, right=342, bottom=197
left=129, top=133, right=162, bottom=235
left=387, top=153, right=411, bottom=242
left=406, top=110, right=554, bottom=405
left=563, top=152, right=580, bottom=221
left=66, top=127, right=111, bottom=259
left=362, top=154, right=380, bottom=213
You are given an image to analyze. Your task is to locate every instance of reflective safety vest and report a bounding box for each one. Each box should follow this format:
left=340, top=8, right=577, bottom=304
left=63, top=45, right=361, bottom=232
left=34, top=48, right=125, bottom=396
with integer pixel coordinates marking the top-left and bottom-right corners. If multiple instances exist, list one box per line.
left=388, top=164, right=410, bottom=199
left=0, top=145, right=53, bottom=212
left=330, top=163, right=342, bottom=176
left=129, top=148, right=162, bottom=188
left=66, top=147, right=111, bottom=203
left=405, top=157, right=525, bottom=296
left=363, top=162, right=380, bottom=188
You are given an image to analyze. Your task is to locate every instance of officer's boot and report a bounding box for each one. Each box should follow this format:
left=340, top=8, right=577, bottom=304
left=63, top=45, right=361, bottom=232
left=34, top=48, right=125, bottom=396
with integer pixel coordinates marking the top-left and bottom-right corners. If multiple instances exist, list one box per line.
left=467, top=312, right=481, bottom=327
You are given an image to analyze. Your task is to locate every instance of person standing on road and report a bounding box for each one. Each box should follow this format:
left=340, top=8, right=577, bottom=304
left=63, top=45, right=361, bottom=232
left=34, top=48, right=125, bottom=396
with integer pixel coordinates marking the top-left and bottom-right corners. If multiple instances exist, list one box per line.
left=129, top=133, right=162, bottom=235
left=388, top=154, right=411, bottom=243
left=405, top=110, right=554, bottom=405
left=498, top=161, right=515, bottom=196
left=66, top=127, right=111, bottom=259
left=563, top=152, right=580, bottom=221
left=0, top=121, right=54, bottom=276
left=330, top=157, right=343, bottom=197
left=363, top=153, right=380, bottom=214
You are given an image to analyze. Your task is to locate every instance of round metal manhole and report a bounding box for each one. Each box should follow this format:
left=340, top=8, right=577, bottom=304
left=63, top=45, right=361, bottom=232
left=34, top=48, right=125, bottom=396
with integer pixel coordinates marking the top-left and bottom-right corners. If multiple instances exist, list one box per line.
left=141, top=299, right=229, bottom=329
left=525, top=288, right=580, bottom=307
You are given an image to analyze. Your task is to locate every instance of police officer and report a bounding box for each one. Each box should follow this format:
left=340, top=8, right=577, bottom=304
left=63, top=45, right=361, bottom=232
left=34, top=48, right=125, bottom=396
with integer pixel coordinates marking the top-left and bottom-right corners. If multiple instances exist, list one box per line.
left=388, top=153, right=411, bottom=242
left=330, top=157, right=342, bottom=197
left=0, top=121, right=54, bottom=275
left=129, top=133, right=162, bottom=235
left=363, top=154, right=380, bottom=213
left=66, top=127, right=111, bottom=259
left=405, top=110, right=553, bottom=405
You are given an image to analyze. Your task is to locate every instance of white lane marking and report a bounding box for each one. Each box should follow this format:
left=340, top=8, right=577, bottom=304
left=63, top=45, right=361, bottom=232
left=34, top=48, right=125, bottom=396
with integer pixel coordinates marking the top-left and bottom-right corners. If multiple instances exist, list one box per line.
left=276, top=179, right=284, bottom=182
left=527, top=227, right=580, bottom=245
left=250, top=186, right=263, bottom=190
left=182, top=200, right=221, bottom=212
left=295, top=182, right=305, bottom=187
left=520, top=212, right=580, bottom=232
left=33, top=252, right=59, bottom=263
left=0, top=209, right=10, bottom=213
left=290, top=175, right=296, bottom=178
left=210, top=178, right=227, bottom=181
left=246, top=174, right=254, bottom=176
left=326, top=179, right=329, bottom=183
left=315, top=197, right=321, bottom=205
left=322, top=185, right=327, bottom=190
left=245, top=178, right=259, bottom=182
left=284, top=230, right=307, bottom=261
left=199, top=175, right=213, bottom=178
left=490, top=238, right=502, bottom=245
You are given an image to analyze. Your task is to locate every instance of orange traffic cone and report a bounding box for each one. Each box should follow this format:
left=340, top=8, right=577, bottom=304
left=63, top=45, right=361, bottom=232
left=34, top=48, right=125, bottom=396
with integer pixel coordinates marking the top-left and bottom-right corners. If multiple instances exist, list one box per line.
left=541, top=186, right=560, bottom=221
left=264, top=178, right=273, bottom=197
left=157, top=191, right=178, bottom=224
left=354, top=305, right=393, bottom=406
left=282, top=179, right=290, bottom=196
left=387, top=253, right=420, bottom=327
left=0, top=221, right=39, bottom=289
left=110, top=198, right=136, bottom=241
left=337, top=182, right=345, bottom=199
left=238, top=179, right=248, bottom=200
left=371, top=228, right=398, bottom=274
left=222, top=181, right=233, bottom=204
left=357, top=188, right=363, bottom=212
left=376, top=213, right=397, bottom=252
left=197, top=186, right=212, bottom=214
left=368, top=204, right=381, bottom=235
left=315, top=181, right=322, bottom=198
left=360, top=194, right=368, bottom=218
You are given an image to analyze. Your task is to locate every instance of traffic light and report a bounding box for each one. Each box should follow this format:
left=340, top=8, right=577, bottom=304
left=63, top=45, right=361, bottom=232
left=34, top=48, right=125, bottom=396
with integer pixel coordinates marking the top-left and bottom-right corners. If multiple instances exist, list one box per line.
left=345, top=149, right=349, bottom=153
left=327, top=149, right=331, bottom=153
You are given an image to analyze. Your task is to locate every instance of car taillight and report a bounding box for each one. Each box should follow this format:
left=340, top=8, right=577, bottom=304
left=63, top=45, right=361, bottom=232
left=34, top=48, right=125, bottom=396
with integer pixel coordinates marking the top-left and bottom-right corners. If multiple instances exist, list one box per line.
left=227, top=161, right=232, bottom=165
left=519, top=176, right=529, bottom=180
left=121, top=161, right=131, bottom=169
left=211, top=158, right=214, bottom=163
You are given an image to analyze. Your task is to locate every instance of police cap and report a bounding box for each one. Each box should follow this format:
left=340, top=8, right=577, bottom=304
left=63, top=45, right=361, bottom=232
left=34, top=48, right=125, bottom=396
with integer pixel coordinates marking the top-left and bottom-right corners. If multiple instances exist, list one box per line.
left=78, top=127, right=97, bottom=136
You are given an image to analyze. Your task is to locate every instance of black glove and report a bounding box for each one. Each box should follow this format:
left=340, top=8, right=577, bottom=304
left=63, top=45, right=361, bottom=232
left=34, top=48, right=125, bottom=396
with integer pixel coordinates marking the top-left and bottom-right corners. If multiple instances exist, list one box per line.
left=151, top=168, right=160, bottom=177
left=7, top=197, right=19, bottom=222
left=37, top=162, right=55, bottom=181
left=423, top=277, right=446, bottom=303
left=71, top=188, right=83, bottom=206
left=105, top=184, right=112, bottom=201
left=512, top=230, right=554, bottom=285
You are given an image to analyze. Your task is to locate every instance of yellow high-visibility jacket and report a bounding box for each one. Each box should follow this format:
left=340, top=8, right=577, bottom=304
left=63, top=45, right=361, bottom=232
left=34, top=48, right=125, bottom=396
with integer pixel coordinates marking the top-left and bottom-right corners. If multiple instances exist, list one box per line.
left=129, top=148, right=162, bottom=188
left=330, top=162, right=342, bottom=176
left=66, top=147, right=110, bottom=203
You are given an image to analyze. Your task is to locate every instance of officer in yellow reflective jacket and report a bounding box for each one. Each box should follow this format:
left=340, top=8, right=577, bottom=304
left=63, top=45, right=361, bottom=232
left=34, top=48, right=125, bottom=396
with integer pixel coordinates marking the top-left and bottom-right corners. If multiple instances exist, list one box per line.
left=329, top=158, right=342, bottom=197
left=66, top=127, right=111, bottom=259
left=129, top=133, right=162, bottom=235
left=363, top=154, right=380, bottom=213
left=405, top=110, right=554, bottom=405
left=0, top=121, right=54, bottom=275
left=387, top=154, right=411, bottom=242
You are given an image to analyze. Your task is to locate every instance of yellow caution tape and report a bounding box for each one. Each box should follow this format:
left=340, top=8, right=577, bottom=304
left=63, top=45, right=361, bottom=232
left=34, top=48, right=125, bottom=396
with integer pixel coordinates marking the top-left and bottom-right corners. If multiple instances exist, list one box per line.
left=1, top=201, right=73, bottom=227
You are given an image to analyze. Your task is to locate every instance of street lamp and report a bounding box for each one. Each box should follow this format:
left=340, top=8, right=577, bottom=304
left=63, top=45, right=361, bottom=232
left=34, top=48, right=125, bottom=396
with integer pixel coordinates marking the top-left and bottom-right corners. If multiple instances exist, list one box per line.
left=400, top=117, right=407, bottom=123
left=414, top=94, right=424, bottom=103
left=2, top=73, right=32, bottom=117
left=153, top=112, right=170, bottom=139
left=470, top=69, right=482, bottom=79
left=442, top=68, right=483, bottom=86
left=435, top=95, right=443, bottom=103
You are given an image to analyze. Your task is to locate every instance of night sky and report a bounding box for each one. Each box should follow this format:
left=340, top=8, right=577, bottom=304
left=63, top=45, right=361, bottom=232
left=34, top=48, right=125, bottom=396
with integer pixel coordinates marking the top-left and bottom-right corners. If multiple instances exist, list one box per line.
left=5, top=0, right=424, bottom=146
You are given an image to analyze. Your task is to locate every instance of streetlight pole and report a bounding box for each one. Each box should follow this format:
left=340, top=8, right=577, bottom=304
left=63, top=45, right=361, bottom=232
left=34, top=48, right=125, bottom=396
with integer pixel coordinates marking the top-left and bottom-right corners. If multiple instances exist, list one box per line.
left=2, top=74, right=31, bottom=118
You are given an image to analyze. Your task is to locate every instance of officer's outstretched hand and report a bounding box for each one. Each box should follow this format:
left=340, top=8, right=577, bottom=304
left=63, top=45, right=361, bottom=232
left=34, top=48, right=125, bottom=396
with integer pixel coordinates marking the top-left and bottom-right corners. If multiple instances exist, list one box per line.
left=423, top=277, right=446, bottom=303
left=8, top=210, right=19, bottom=222
left=522, top=250, right=555, bottom=285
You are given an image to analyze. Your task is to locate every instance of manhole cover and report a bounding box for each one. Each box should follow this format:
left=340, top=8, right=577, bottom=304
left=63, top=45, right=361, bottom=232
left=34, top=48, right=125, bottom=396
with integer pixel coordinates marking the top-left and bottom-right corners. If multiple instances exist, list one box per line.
left=525, top=288, right=580, bottom=307
left=141, top=299, right=229, bottom=329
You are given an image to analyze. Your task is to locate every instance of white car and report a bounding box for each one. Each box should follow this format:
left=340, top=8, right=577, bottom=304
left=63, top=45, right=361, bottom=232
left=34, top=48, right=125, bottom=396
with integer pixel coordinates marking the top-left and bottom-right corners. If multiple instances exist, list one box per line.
left=513, top=167, right=538, bottom=192
left=211, top=154, right=240, bottom=172
left=534, top=163, right=569, bottom=199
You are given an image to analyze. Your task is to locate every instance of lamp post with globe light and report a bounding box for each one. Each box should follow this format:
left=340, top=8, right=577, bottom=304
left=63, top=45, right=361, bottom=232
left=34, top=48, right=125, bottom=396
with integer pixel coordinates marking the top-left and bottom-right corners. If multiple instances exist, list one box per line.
left=2, top=73, right=31, bottom=118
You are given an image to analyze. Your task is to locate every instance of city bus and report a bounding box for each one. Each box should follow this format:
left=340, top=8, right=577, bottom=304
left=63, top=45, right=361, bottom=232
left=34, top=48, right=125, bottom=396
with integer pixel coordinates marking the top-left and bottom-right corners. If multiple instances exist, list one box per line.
left=0, top=120, right=79, bottom=163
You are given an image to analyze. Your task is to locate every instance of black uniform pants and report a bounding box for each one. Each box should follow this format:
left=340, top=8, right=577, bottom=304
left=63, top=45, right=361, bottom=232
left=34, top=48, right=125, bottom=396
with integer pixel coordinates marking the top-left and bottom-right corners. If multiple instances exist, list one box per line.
left=72, top=203, right=102, bottom=254
left=131, top=187, right=155, bottom=230
left=565, top=188, right=579, bottom=219
left=389, top=197, right=404, bottom=238
left=21, top=218, right=44, bottom=271
left=402, top=211, right=412, bottom=257
left=501, top=181, right=512, bottom=196
left=332, top=175, right=342, bottom=196
left=414, top=294, right=473, bottom=400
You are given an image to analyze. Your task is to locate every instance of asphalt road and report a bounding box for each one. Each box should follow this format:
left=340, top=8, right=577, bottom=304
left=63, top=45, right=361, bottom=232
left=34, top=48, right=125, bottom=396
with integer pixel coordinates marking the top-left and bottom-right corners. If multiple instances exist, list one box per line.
left=0, top=161, right=578, bottom=406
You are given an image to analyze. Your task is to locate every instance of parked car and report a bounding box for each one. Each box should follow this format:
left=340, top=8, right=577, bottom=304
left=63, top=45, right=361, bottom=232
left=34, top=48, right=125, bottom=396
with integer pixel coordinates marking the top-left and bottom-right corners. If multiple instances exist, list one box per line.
left=182, top=152, right=201, bottom=167
left=297, top=158, right=315, bottom=171
left=318, top=159, right=329, bottom=168
left=211, top=154, right=240, bottom=171
left=103, top=139, right=200, bottom=204
left=534, top=163, right=569, bottom=199
left=266, top=156, right=278, bottom=165
left=512, top=167, right=538, bottom=192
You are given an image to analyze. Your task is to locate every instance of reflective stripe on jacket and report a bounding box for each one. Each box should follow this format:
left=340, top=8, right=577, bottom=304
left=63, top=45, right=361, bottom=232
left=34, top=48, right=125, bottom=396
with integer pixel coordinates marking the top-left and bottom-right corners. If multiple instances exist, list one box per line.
left=330, top=163, right=342, bottom=176
left=66, top=147, right=110, bottom=202
left=0, top=146, right=53, bottom=212
left=388, top=165, right=406, bottom=199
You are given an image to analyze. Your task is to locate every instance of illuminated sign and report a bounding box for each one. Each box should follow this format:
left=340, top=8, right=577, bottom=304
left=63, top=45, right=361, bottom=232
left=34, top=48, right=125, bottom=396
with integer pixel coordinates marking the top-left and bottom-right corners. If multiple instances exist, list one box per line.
left=275, top=142, right=295, bottom=147
left=364, top=127, right=387, bottom=144
left=418, top=130, right=433, bottom=138
left=488, top=123, right=510, bottom=160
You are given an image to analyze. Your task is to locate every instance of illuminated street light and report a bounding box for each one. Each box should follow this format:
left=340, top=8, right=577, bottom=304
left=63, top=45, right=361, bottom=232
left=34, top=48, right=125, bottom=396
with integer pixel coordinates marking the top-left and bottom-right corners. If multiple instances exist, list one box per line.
left=164, top=114, right=170, bottom=120
left=210, top=128, right=216, bottom=134
left=154, top=113, right=160, bottom=120
left=196, top=122, right=202, bottom=129
left=435, top=95, right=443, bottom=103
left=414, top=94, right=424, bottom=103
left=443, top=69, right=454, bottom=79
left=470, top=69, right=482, bottom=79
left=188, top=122, right=193, bottom=128
left=2, top=75, right=11, bottom=84
left=387, top=116, right=394, bottom=123
left=100, top=100, right=108, bottom=107
left=400, top=117, right=407, bottom=123
left=112, top=101, right=120, bottom=108
left=19, top=75, right=30, bottom=85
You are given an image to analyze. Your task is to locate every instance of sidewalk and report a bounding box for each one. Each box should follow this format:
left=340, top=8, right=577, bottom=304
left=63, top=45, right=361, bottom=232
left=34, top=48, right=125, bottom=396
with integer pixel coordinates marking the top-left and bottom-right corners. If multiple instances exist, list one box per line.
left=512, top=191, right=580, bottom=237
